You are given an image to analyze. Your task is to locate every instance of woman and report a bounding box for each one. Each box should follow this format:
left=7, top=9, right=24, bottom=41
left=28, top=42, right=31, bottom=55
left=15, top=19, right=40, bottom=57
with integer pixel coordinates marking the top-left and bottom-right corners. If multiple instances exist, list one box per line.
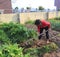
left=35, top=19, right=50, bottom=43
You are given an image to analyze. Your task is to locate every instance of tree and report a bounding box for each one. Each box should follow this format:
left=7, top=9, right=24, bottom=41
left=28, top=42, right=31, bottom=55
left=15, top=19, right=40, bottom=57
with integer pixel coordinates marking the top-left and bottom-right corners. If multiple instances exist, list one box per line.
left=15, top=7, right=19, bottom=10
left=14, top=7, right=19, bottom=13
left=26, top=7, right=31, bottom=10
left=38, top=6, right=44, bottom=10
left=26, top=7, right=31, bottom=12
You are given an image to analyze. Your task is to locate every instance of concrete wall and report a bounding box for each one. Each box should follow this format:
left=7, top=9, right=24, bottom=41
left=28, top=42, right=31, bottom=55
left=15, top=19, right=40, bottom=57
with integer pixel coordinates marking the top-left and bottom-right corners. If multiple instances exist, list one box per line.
left=0, top=11, right=60, bottom=24
left=0, top=14, right=19, bottom=23
left=48, top=12, right=56, bottom=19
left=20, top=12, right=46, bottom=24
left=57, top=11, right=60, bottom=17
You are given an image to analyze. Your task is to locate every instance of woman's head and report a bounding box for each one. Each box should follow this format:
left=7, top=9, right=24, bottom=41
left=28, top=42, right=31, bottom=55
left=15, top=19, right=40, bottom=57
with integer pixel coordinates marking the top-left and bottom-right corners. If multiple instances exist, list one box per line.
left=35, top=19, right=41, bottom=26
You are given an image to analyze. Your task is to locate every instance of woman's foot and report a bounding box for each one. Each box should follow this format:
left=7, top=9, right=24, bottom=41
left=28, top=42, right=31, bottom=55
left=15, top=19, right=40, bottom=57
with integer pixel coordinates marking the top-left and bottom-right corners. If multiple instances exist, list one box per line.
left=46, top=40, right=50, bottom=44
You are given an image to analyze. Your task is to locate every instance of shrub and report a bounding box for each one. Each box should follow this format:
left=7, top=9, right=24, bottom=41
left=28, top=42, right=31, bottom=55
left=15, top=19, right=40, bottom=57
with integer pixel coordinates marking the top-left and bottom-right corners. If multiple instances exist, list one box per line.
left=0, top=30, right=10, bottom=44
left=25, top=20, right=34, bottom=24
left=48, top=19, right=60, bottom=31
left=0, top=44, right=31, bottom=57
left=0, top=23, right=37, bottom=43
left=54, top=17, right=60, bottom=20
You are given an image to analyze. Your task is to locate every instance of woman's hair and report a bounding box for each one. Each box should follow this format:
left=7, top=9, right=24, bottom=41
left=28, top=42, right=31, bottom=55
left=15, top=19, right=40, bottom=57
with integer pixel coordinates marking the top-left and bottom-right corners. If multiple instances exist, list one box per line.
left=35, top=19, right=41, bottom=25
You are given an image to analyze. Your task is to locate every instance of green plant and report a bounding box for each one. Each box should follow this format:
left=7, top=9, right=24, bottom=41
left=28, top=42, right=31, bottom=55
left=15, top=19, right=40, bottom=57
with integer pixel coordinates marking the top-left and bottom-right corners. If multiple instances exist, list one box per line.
left=25, top=20, right=34, bottom=24
left=0, top=30, right=10, bottom=44
left=0, top=22, right=37, bottom=43
left=54, top=17, right=60, bottom=20
left=24, top=42, right=58, bottom=57
left=0, top=44, right=31, bottom=57
left=48, top=19, right=60, bottom=31
left=38, top=6, right=44, bottom=10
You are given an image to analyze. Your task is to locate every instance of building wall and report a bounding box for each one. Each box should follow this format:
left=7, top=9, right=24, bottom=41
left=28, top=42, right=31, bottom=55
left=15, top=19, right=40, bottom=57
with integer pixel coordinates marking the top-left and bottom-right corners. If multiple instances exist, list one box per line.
left=54, top=0, right=60, bottom=10
left=0, top=0, right=12, bottom=14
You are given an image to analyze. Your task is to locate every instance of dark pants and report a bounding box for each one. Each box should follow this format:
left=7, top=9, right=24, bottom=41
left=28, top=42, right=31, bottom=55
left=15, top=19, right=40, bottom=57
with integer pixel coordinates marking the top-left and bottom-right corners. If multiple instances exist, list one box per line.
left=39, top=26, right=49, bottom=39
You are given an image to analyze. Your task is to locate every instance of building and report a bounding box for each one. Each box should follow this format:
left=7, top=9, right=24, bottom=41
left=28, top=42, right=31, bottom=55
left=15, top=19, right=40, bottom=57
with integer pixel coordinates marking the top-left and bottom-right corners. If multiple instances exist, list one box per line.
left=0, top=0, right=12, bottom=14
left=54, top=0, right=60, bottom=11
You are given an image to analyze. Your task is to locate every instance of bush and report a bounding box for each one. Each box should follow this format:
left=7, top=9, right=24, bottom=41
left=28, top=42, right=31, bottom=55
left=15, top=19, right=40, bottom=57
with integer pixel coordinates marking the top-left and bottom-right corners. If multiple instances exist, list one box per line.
left=48, top=19, right=60, bottom=31
left=0, top=23, right=37, bottom=43
left=0, top=44, right=31, bottom=57
left=25, top=20, right=34, bottom=24
left=0, top=30, right=10, bottom=44
left=54, top=17, right=60, bottom=20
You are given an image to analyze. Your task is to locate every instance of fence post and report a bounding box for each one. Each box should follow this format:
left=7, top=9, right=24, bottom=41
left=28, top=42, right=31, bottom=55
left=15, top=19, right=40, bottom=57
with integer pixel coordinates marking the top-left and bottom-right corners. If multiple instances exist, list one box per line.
left=45, top=11, right=49, bottom=20
left=56, top=11, right=58, bottom=17
left=46, top=11, right=49, bottom=20
left=17, top=13, right=20, bottom=23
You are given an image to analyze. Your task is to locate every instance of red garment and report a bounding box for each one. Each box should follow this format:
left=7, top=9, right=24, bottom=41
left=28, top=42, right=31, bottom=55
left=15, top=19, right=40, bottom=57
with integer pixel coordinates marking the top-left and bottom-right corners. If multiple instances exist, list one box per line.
left=37, top=20, right=50, bottom=32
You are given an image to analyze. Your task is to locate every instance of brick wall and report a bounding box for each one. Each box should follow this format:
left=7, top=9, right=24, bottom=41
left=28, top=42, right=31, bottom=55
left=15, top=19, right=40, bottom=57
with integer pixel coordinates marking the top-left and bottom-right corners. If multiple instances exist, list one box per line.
left=0, top=0, right=12, bottom=14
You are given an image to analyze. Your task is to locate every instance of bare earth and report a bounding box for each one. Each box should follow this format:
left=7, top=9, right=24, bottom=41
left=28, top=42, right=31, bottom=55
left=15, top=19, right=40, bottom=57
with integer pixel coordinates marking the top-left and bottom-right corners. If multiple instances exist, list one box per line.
left=25, top=24, right=60, bottom=57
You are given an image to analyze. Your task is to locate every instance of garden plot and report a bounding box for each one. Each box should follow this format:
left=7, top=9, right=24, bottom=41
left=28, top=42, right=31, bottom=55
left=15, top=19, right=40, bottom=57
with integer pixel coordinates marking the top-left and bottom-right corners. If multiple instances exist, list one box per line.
left=0, top=22, right=60, bottom=57
left=24, top=24, right=60, bottom=57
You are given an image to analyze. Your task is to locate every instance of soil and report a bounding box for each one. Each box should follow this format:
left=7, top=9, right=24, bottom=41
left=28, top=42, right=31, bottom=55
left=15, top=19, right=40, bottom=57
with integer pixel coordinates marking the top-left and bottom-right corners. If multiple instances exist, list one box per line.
left=22, top=24, right=60, bottom=57
left=25, top=24, right=60, bottom=44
